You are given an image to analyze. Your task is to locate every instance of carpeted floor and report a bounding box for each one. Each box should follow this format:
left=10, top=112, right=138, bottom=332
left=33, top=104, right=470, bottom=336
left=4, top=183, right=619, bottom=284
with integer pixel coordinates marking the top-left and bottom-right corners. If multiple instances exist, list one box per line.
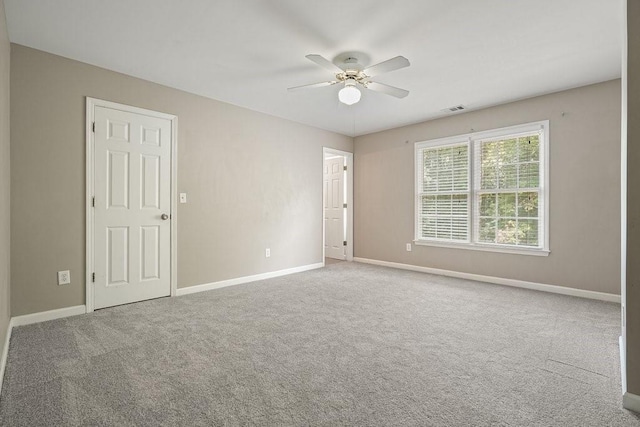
left=0, top=262, right=638, bottom=426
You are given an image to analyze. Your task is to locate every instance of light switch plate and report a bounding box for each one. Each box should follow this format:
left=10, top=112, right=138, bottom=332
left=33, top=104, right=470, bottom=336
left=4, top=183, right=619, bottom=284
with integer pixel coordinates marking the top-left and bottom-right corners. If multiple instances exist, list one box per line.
left=179, top=193, right=187, bottom=203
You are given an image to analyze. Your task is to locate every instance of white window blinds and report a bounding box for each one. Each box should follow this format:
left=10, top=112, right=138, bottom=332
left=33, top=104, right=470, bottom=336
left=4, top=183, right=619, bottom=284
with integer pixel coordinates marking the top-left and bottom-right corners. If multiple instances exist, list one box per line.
left=416, top=143, right=469, bottom=242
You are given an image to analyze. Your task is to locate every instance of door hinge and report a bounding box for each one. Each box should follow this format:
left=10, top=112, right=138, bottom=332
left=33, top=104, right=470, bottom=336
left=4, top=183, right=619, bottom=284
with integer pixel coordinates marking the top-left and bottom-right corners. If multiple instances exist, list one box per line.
left=92, top=197, right=95, bottom=207
left=343, top=165, right=347, bottom=171
left=343, top=241, right=347, bottom=246
left=92, top=122, right=95, bottom=133
left=92, top=273, right=95, bottom=282
left=343, top=203, right=347, bottom=208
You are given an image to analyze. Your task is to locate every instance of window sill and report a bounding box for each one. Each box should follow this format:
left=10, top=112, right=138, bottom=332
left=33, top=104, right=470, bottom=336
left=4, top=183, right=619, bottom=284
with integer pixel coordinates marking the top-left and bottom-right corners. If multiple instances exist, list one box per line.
left=413, top=240, right=550, bottom=257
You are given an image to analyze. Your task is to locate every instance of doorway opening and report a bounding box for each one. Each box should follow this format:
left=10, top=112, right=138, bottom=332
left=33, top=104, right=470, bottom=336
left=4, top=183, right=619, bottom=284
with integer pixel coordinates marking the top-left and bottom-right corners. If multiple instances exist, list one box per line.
left=323, top=148, right=353, bottom=265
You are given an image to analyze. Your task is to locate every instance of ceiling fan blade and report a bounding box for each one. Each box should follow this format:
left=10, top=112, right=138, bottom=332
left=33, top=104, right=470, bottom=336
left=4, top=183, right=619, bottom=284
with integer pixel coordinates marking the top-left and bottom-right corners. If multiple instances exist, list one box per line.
left=305, top=54, right=345, bottom=75
left=363, top=56, right=410, bottom=77
left=366, top=81, right=409, bottom=98
left=287, top=80, right=341, bottom=91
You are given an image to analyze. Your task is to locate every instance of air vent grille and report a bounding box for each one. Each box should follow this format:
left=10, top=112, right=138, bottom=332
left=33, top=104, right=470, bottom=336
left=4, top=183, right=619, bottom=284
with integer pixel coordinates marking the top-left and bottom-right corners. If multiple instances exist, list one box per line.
left=442, top=105, right=465, bottom=113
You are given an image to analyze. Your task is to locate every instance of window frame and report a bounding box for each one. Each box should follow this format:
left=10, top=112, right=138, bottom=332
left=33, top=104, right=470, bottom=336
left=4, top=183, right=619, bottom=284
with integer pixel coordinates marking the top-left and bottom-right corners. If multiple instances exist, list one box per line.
left=414, top=120, right=550, bottom=256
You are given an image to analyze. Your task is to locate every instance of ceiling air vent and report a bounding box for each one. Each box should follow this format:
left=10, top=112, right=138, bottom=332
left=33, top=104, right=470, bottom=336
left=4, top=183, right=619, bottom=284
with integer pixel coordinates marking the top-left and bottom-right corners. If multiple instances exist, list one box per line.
left=442, top=105, right=465, bottom=113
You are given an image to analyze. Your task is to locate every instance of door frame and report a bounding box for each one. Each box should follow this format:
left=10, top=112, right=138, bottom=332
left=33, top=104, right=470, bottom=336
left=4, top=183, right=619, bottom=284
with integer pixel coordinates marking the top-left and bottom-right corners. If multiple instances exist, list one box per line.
left=85, top=97, right=178, bottom=312
left=322, top=147, right=354, bottom=263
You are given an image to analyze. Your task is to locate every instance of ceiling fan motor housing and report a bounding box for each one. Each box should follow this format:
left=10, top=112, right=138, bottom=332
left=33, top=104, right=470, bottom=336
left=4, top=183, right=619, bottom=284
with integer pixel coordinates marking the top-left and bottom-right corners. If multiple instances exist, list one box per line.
left=336, top=69, right=369, bottom=87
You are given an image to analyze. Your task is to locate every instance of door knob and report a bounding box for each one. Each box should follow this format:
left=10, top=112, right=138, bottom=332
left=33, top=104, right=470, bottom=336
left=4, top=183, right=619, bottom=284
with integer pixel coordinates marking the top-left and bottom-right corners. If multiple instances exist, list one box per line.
left=161, top=213, right=169, bottom=220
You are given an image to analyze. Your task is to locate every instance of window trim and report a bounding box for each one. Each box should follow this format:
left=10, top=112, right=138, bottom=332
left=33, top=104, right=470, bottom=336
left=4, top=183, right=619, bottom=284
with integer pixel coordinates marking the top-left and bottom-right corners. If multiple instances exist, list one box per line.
left=414, top=120, right=550, bottom=256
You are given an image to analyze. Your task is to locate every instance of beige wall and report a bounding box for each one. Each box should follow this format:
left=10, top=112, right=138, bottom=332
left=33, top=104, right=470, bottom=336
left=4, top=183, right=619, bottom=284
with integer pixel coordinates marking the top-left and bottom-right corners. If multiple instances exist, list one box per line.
left=0, top=0, right=10, bottom=364
left=354, top=80, right=621, bottom=295
left=10, top=44, right=352, bottom=316
left=626, top=0, right=640, bottom=396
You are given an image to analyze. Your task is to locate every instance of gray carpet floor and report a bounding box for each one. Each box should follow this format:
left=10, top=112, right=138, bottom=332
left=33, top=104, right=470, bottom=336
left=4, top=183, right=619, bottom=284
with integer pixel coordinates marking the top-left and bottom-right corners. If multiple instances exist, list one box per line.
left=0, top=262, right=638, bottom=426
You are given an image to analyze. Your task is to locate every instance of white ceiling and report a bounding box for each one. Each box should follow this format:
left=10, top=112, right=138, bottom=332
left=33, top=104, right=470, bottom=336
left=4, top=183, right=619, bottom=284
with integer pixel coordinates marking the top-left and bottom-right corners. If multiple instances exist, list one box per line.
left=4, top=0, right=622, bottom=137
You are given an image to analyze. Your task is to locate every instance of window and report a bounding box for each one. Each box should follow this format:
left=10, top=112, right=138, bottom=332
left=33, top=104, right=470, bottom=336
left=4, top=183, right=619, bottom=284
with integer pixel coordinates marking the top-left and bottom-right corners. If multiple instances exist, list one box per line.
left=417, top=140, right=470, bottom=242
left=415, top=121, right=549, bottom=255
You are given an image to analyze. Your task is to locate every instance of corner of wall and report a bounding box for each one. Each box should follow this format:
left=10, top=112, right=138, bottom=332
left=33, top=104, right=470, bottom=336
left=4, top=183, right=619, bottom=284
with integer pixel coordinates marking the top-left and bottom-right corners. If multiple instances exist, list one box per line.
left=0, top=0, right=12, bottom=396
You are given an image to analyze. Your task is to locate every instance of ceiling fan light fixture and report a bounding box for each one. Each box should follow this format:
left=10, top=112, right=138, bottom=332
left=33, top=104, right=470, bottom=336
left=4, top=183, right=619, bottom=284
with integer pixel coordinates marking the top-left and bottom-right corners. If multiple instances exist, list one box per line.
left=338, top=80, right=361, bottom=105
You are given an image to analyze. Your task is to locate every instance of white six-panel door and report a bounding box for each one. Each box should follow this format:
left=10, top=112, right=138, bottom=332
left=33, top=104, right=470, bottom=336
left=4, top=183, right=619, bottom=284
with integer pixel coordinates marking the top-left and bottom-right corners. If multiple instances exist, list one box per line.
left=93, top=106, right=172, bottom=309
left=324, top=157, right=345, bottom=260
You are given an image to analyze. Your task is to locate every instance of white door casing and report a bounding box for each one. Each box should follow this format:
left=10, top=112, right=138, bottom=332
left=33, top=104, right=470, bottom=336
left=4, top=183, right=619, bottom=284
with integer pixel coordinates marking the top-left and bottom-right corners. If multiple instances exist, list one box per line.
left=87, top=99, right=177, bottom=310
left=324, top=156, right=345, bottom=260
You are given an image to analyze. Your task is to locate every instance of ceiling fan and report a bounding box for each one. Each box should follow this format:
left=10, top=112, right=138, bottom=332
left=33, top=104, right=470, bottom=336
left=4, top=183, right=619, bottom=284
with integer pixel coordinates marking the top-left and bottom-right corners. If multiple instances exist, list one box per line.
left=288, top=54, right=410, bottom=105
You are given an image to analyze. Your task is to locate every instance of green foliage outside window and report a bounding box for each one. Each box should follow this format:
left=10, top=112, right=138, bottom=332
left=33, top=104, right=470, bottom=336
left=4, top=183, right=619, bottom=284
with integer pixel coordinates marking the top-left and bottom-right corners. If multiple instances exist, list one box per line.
left=478, top=135, right=540, bottom=247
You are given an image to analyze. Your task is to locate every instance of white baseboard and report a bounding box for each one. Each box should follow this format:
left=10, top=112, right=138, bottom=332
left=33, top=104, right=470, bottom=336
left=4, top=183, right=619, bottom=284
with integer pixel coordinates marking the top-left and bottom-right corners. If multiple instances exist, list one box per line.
left=176, top=262, right=324, bottom=296
left=0, top=317, right=12, bottom=397
left=353, top=258, right=621, bottom=303
left=10, top=305, right=87, bottom=327
left=624, top=392, right=640, bottom=413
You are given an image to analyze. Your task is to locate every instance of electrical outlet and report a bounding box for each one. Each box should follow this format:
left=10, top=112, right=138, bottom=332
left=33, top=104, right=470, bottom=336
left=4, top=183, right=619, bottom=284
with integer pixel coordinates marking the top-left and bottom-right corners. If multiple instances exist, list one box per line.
left=179, top=193, right=187, bottom=203
left=406, top=243, right=412, bottom=252
left=265, top=248, right=271, bottom=258
left=57, top=270, right=71, bottom=285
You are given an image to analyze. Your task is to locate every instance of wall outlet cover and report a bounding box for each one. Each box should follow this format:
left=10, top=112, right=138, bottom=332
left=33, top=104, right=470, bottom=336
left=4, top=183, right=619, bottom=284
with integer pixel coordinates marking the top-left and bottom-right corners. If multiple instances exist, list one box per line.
left=58, top=270, right=71, bottom=285
left=406, top=243, right=412, bottom=252
left=179, top=193, right=187, bottom=203
left=265, top=248, right=271, bottom=258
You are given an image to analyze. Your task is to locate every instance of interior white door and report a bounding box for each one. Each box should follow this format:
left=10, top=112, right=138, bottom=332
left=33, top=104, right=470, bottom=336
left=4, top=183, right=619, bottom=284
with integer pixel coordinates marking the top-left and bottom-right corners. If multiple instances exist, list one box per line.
left=93, top=106, right=172, bottom=309
left=324, top=156, right=345, bottom=260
